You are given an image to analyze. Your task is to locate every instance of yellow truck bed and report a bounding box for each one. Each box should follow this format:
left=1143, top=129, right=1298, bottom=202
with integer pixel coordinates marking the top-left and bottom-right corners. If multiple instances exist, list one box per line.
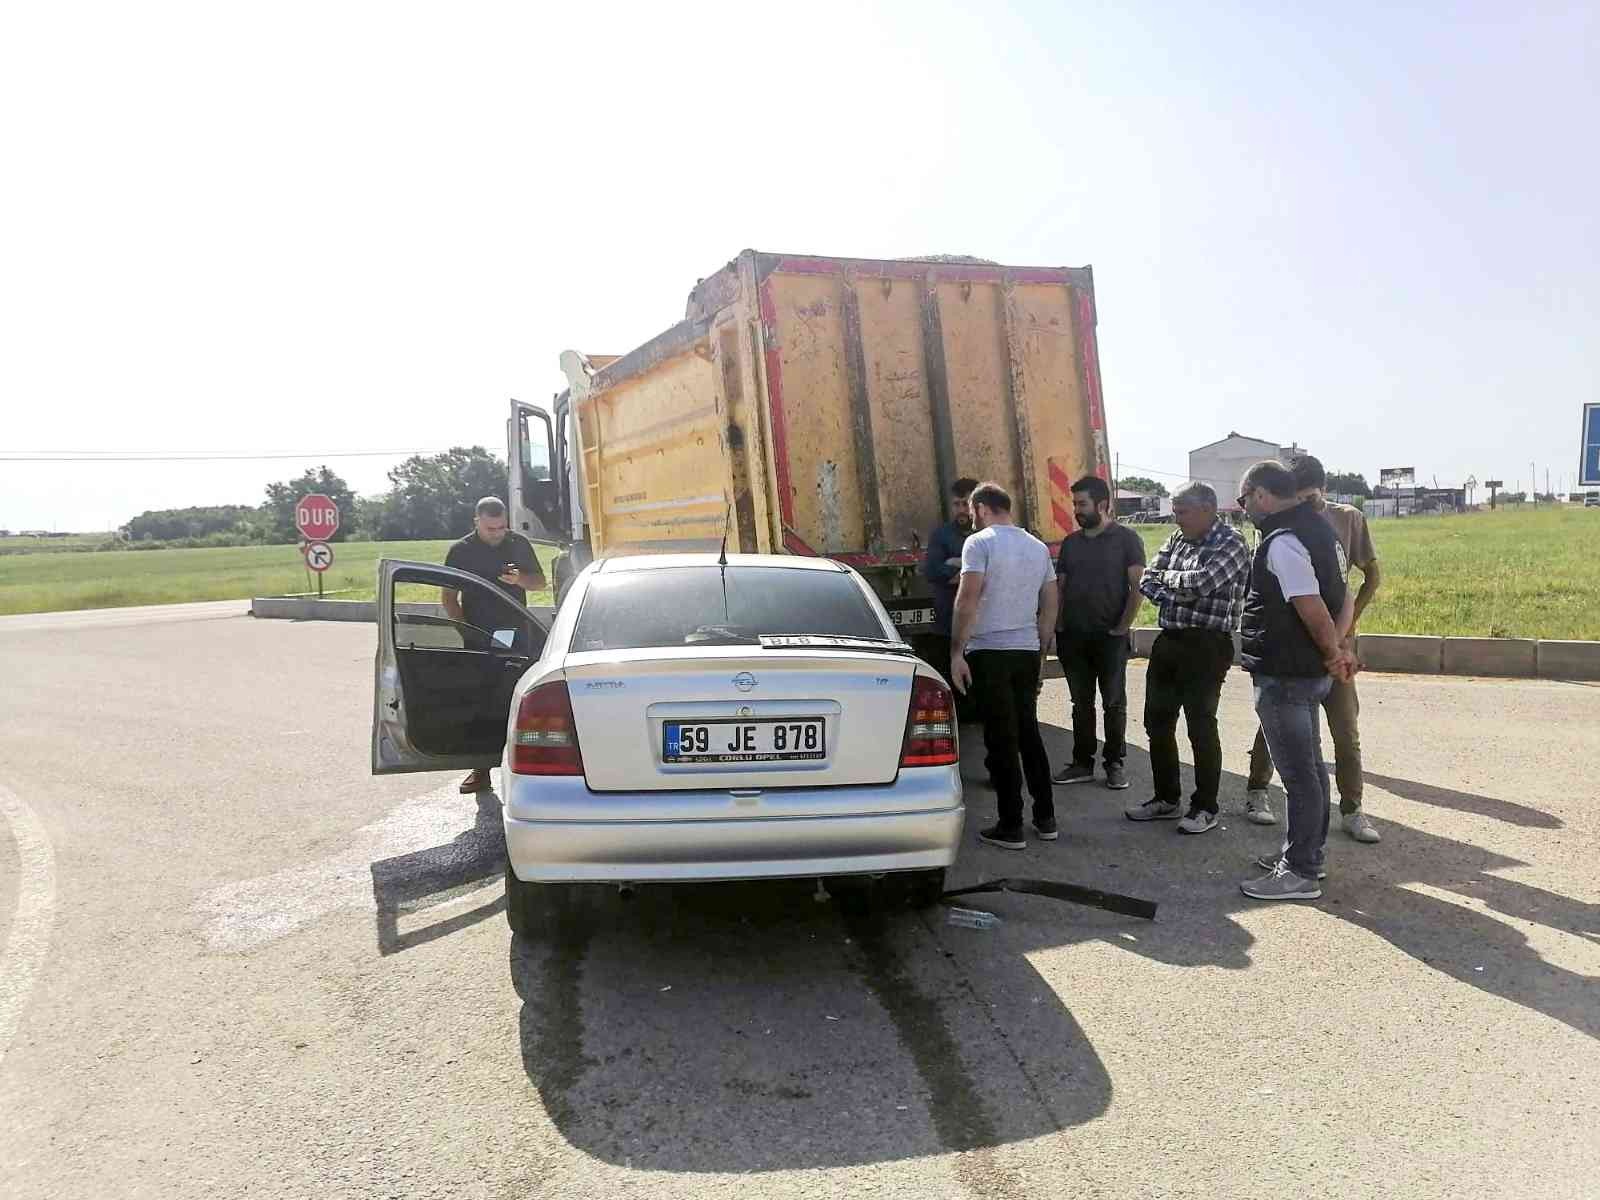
left=568, top=249, right=1113, bottom=574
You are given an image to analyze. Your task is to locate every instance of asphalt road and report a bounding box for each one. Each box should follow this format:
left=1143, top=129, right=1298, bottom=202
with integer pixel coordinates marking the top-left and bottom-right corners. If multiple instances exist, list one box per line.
left=1, top=606, right=1596, bottom=1199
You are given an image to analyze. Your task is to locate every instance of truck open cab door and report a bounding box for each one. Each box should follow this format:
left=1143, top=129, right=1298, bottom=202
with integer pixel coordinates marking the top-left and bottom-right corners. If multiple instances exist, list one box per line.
left=507, top=399, right=568, bottom=543
left=371, top=559, right=550, bottom=774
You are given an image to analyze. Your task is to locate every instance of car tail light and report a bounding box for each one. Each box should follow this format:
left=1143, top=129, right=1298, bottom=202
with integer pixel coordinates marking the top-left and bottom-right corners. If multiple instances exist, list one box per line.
left=511, top=680, right=585, bottom=776
left=900, top=674, right=958, bottom=767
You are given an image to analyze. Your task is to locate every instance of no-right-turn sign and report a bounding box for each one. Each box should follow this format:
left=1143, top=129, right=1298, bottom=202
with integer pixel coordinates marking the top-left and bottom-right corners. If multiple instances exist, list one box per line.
left=303, top=541, right=335, bottom=573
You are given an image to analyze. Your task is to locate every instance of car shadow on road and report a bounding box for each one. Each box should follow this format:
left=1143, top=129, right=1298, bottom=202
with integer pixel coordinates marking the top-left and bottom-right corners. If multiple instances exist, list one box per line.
left=369, top=791, right=506, bottom=956
left=505, top=876, right=1127, bottom=1176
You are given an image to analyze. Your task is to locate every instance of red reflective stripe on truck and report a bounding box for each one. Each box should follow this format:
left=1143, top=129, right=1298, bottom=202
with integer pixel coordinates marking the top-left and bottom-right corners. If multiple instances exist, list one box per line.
left=758, top=277, right=797, bottom=530
left=1048, top=458, right=1076, bottom=536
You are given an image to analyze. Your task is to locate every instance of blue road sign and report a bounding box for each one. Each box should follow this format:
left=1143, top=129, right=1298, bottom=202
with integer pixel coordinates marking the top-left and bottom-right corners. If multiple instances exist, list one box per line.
left=1583, top=403, right=1600, bottom=488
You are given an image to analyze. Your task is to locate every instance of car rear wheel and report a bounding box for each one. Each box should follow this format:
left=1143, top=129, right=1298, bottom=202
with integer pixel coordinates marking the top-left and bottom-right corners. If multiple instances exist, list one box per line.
left=506, top=859, right=554, bottom=939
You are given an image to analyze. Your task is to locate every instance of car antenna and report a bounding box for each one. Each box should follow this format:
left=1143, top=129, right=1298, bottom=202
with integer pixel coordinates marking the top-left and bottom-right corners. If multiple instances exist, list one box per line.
left=718, top=503, right=731, bottom=624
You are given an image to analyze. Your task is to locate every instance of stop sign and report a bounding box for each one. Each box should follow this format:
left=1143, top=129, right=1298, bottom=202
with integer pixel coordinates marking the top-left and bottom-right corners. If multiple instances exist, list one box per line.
left=295, top=493, right=340, bottom=541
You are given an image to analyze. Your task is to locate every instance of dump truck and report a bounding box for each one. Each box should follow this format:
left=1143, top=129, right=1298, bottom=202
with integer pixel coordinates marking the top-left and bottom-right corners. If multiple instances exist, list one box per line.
left=507, top=249, right=1114, bottom=634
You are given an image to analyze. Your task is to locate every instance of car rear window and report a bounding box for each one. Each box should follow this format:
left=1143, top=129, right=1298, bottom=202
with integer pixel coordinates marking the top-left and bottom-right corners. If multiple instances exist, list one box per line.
left=572, top=566, right=886, bottom=651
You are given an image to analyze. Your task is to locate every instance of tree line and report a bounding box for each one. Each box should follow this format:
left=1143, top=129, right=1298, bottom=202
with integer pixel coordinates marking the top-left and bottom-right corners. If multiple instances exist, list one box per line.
left=119, top=447, right=509, bottom=546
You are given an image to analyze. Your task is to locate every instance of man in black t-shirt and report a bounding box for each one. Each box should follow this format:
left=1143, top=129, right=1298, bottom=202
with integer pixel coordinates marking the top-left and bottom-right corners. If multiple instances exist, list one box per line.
left=441, top=496, right=547, bottom=793
left=1051, top=476, right=1146, bottom=791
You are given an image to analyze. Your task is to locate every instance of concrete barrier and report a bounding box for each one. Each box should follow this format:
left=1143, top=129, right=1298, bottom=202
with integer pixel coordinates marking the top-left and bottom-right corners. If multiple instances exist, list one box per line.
left=1441, top=637, right=1538, bottom=678
left=1536, top=640, right=1600, bottom=681
left=251, top=597, right=376, bottom=622
left=1357, top=634, right=1443, bottom=674
left=249, top=598, right=1600, bottom=683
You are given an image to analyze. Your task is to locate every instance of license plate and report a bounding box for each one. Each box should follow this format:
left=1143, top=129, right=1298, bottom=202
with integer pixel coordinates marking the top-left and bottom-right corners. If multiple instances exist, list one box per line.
left=663, top=719, right=826, bottom=764
left=886, top=603, right=936, bottom=631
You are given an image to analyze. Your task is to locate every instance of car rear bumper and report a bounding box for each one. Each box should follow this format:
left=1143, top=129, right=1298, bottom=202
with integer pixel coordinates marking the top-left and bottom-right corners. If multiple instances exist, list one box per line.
left=503, top=766, right=963, bottom=883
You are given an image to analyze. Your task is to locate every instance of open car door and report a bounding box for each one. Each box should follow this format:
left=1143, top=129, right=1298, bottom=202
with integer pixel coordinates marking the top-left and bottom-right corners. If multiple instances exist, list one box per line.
left=372, top=559, right=551, bottom=774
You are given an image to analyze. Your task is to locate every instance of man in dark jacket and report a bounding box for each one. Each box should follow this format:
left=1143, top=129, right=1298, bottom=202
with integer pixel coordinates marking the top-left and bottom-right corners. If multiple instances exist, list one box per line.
left=1236, top=462, right=1356, bottom=901
left=442, top=496, right=546, bottom=794
left=922, top=478, right=978, bottom=716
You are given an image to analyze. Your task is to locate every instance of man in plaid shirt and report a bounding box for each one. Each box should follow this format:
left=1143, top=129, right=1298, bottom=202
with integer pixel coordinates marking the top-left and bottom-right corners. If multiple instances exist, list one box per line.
left=1127, top=482, right=1251, bottom=834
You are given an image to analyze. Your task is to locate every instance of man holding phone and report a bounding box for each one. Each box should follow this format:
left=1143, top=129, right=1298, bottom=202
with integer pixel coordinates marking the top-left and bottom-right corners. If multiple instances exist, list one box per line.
left=442, top=496, right=547, bottom=793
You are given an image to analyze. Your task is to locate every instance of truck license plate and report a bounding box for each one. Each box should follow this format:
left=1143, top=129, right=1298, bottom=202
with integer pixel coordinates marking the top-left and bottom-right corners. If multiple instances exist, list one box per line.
left=663, top=719, right=826, bottom=764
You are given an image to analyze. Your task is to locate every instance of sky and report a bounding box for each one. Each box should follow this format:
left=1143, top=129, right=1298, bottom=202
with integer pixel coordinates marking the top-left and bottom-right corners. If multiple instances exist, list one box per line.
left=2, top=1, right=1596, bottom=531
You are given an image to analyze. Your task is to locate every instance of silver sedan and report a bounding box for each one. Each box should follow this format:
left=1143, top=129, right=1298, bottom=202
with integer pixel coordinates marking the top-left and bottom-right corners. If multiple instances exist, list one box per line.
left=371, top=553, right=964, bottom=935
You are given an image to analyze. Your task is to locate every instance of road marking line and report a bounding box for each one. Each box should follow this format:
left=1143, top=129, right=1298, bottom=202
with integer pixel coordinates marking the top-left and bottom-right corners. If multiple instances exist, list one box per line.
left=0, top=781, right=57, bottom=1071
left=194, top=782, right=487, bottom=952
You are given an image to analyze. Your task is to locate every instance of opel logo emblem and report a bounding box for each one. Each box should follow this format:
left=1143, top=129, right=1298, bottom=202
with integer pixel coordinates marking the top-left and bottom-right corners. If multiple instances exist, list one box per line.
left=733, top=671, right=758, bottom=692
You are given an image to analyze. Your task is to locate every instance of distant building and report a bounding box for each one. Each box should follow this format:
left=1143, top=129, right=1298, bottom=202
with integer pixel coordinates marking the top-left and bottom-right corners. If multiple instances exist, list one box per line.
left=1188, top=433, right=1310, bottom=511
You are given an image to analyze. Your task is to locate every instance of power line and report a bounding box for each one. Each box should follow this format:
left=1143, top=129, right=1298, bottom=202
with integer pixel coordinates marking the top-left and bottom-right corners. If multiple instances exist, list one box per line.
left=0, top=449, right=447, bottom=463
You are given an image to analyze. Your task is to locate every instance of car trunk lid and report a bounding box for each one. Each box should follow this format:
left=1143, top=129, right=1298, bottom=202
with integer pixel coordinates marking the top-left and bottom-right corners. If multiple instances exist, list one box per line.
left=563, top=646, right=917, bottom=794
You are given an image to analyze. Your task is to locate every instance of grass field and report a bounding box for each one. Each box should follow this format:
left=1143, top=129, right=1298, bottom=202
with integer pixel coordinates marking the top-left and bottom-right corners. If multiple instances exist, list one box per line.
left=2, top=508, right=1596, bottom=639
left=0, top=540, right=557, bottom=615
left=0, top=533, right=117, bottom=556
left=1130, top=506, right=1600, bottom=641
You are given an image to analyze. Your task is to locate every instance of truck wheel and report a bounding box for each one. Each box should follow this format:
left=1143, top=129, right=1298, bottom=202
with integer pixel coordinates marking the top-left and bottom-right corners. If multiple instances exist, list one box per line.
left=552, top=552, right=574, bottom=607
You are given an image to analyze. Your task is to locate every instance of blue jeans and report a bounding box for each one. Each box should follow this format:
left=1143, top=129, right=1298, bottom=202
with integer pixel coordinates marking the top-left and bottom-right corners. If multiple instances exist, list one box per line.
left=1252, top=674, right=1334, bottom=879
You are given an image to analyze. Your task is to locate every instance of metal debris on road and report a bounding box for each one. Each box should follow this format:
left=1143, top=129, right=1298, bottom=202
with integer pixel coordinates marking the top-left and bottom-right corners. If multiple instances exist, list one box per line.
left=946, top=907, right=1001, bottom=929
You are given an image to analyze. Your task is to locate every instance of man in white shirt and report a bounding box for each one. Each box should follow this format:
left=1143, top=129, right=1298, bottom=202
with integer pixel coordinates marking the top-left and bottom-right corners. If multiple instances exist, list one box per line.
left=950, top=482, right=1060, bottom=850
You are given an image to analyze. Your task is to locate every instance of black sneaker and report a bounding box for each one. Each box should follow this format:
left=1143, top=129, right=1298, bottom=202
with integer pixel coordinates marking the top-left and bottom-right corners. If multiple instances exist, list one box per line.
left=978, top=824, right=1027, bottom=850
left=1052, top=763, right=1095, bottom=786
left=1032, top=817, right=1059, bottom=841
left=1104, top=763, right=1129, bottom=790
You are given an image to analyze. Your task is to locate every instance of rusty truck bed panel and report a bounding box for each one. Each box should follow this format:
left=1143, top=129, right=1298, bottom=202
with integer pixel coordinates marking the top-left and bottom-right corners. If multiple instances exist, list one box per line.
left=576, top=249, right=1112, bottom=566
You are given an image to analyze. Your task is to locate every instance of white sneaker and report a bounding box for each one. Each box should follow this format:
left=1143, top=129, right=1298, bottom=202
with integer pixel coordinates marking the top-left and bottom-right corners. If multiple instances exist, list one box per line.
left=1244, top=790, right=1276, bottom=825
left=1344, top=811, right=1382, bottom=844
left=1178, top=808, right=1219, bottom=835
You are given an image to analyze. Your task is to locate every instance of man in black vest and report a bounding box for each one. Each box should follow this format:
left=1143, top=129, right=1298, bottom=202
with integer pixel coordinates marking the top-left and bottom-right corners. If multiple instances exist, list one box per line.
left=1236, top=462, right=1356, bottom=901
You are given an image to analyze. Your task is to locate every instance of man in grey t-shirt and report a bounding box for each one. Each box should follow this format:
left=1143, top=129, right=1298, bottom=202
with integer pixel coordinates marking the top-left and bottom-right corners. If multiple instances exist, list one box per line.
left=950, top=482, right=1059, bottom=850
